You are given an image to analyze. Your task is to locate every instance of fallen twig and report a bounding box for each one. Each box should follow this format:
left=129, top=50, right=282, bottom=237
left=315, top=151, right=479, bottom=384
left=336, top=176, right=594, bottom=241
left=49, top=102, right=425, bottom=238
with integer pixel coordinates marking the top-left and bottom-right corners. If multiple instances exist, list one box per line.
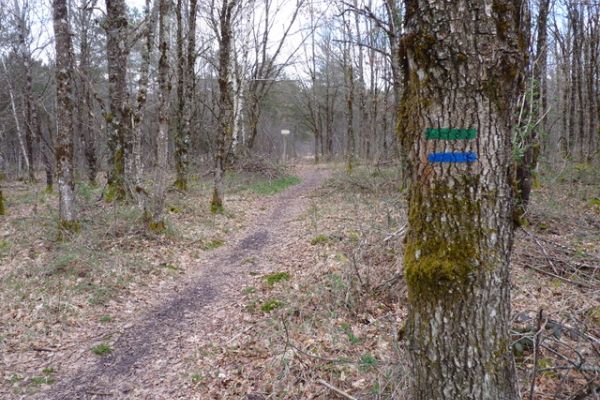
left=383, top=223, right=407, bottom=243
left=317, top=379, right=358, bottom=400
left=521, top=264, right=594, bottom=289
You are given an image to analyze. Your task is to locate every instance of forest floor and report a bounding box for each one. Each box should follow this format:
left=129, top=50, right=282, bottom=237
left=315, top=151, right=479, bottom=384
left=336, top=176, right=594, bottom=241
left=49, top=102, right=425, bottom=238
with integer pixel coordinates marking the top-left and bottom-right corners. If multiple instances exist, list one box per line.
left=1, top=162, right=599, bottom=399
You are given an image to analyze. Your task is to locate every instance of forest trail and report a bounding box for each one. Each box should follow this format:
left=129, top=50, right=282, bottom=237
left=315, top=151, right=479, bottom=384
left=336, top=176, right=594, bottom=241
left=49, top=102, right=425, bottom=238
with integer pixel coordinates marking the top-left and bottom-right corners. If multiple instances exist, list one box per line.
left=34, top=165, right=330, bottom=400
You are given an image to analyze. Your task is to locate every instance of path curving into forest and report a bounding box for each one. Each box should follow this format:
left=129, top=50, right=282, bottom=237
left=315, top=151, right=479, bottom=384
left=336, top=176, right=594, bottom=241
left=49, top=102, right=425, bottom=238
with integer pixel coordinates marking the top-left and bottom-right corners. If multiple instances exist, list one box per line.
left=34, top=165, right=330, bottom=400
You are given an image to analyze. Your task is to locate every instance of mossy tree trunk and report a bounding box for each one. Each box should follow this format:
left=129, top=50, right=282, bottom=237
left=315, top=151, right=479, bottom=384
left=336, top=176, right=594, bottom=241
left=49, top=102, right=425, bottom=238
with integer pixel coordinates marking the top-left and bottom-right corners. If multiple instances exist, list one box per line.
left=0, top=139, right=5, bottom=215
left=174, top=0, right=197, bottom=191
left=211, top=0, right=237, bottom=214
left=53, top=0, right=78, bottom=231
left=342, top=14, right=355, bottom=173
left=399, top=0, right=525, bottom=398
left=174, top=0, right=188, bottom=191
left=105, top=0, right=131, bottom=201
left=132, top=0, right=157, bottom=208
left=76, top=0, right=98, bottom=185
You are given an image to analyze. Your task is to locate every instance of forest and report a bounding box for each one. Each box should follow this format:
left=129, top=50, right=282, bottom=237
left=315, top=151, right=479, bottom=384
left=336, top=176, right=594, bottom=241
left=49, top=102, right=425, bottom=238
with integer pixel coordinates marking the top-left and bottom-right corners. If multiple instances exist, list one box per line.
left=0, top=0, right=599, bottom=399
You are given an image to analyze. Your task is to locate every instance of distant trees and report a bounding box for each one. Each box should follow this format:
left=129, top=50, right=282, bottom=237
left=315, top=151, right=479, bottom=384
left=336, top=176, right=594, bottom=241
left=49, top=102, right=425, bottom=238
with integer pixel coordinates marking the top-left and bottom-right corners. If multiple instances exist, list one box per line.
left=400, top=0, right=525, bottom=398
left=0, top=0, right=598, bottom=225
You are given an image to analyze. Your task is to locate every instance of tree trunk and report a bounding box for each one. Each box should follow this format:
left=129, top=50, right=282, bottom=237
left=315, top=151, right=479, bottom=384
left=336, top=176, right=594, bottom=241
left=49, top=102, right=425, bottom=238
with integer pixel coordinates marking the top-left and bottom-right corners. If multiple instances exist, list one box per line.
left=146, top=0, right=171, bottom=231
left=399, top=0, right=525, bottom=398
left=1, top=58, right=30, bottom=178
left=342, top=18, right=355, bottom=173
left=183, top=0, right=198, bottom=173
left=77, top=0, right=98, bottom=185
left=174, top=0, right=188, bottom=190
left=105, top=0, right=131, bottom=200
left=36, top=107, right=54, bottom=191
left=211, top=0, right=237, bottom=213
left=14, top=0, right=37, bottom=183
left=132, top=0, right=157, bottom=201
left=53, top=0, right=78, bottom=231
left=0, top=128, right=5, bottom=215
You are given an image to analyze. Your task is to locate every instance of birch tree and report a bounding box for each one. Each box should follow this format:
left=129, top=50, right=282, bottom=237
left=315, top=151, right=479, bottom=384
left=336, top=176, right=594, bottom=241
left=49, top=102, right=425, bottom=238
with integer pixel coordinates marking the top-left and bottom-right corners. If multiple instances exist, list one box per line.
left=399, top=0, right=525, bottom=397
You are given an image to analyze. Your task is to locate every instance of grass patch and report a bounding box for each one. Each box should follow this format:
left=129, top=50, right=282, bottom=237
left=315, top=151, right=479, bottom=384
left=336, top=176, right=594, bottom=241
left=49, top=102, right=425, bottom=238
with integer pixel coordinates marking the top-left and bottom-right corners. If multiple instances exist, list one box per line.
left=248, top=175, right=301, bottom=195
left=310, top=234, right=329, bottom=245
left=260, top=299, right=283, bottom=313
left=29, top=375, right=56, bottom=386
left=359, top=353, right=378, bottom=371
left=99, top=315, right=112, bottom=323
left=202, top=239, right=225, bottom=250
left=242, top=286, right=257, bottom=294
left=91, top=343, right=112, bottom=356
left=264, top=272, right=291, bottom=286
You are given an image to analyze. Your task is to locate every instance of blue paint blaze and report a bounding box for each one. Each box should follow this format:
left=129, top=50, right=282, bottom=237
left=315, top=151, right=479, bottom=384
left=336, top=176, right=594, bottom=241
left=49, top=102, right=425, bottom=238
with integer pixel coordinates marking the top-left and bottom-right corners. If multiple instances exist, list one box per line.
left=427, top=152, right=478, bottom=163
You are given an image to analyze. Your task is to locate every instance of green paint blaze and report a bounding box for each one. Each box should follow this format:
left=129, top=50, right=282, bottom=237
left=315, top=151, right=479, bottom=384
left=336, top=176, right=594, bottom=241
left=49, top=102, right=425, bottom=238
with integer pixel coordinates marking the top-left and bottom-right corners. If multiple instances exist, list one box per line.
left=425, top=128, right=477, bottom=140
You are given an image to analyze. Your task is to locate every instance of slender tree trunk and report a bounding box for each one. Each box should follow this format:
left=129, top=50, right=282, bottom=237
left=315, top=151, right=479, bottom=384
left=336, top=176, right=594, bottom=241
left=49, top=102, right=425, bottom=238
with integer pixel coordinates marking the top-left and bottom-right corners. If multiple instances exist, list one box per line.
left=174, top=0, right=188, bottom=190
left=14, top=0, right=37, bottom=183
left=145, top=0, right=171, bottom=231
left=400, top=0, right=524, bottom=398
left=183, top=0, right=198, bottom=172
left=0, top=128, right=5, bottom=215
left=53, top=0, right=78, bottom=231
left=36, top=107, right=53, bottom=190
left=77, top=0, right=98, bottom=185
left=105, top=0, right=131, bottom=200
left=132, top=0, right=157, bottom=200
left=2, top=58, right=30, bottom=178
left=343, top=19, right=355, bottom=173
left=211, top=0, right=237, bottom=213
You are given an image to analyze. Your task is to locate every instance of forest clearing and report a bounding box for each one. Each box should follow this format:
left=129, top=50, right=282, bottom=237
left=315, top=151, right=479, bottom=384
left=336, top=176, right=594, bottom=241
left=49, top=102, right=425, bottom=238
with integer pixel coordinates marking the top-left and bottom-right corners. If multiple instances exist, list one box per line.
left=2, top=0, right=600, bottom=398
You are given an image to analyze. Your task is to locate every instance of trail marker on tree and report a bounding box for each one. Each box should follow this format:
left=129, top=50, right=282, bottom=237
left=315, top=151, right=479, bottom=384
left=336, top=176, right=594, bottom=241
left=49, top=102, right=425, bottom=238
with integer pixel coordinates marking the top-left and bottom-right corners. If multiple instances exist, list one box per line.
left=426, top=128, right=478, bottom=163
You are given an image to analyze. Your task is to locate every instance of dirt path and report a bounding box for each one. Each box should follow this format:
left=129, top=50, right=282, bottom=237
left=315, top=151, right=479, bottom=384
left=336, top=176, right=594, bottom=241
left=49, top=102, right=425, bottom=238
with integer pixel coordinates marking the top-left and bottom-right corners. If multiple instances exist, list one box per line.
left=34, top=165, right=330, bottom=400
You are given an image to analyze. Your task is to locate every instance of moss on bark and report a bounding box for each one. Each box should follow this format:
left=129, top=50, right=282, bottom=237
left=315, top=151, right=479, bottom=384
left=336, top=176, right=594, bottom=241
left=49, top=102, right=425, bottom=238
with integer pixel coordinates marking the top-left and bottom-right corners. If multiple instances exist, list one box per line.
left=404, top=176, right=484, bottom=301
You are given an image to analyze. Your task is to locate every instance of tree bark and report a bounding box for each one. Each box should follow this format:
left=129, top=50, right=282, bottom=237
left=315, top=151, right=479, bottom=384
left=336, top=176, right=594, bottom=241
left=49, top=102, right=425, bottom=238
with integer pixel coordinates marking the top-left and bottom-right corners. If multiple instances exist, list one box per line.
left=53, top=0, right=78, bottom=231
left=174, top=0, right=188, bottom=190
left=1, top=58, right=30, bottom=178
left=342, top=16, right=355, bottom=173
left=13, top=0, right=37, bottom=182
left=132, top=0, right=157, bottom=200
left=211, top=0, right=237, bottom=213
left=76, top=0, right=98, bottom=185
left=399, top=0, right=525, bottom=398
left=145, top=0, right=171, bottom=231
left=36, top=107, right=54, bottom=191
left=105, top=0, right=131, bottom=200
